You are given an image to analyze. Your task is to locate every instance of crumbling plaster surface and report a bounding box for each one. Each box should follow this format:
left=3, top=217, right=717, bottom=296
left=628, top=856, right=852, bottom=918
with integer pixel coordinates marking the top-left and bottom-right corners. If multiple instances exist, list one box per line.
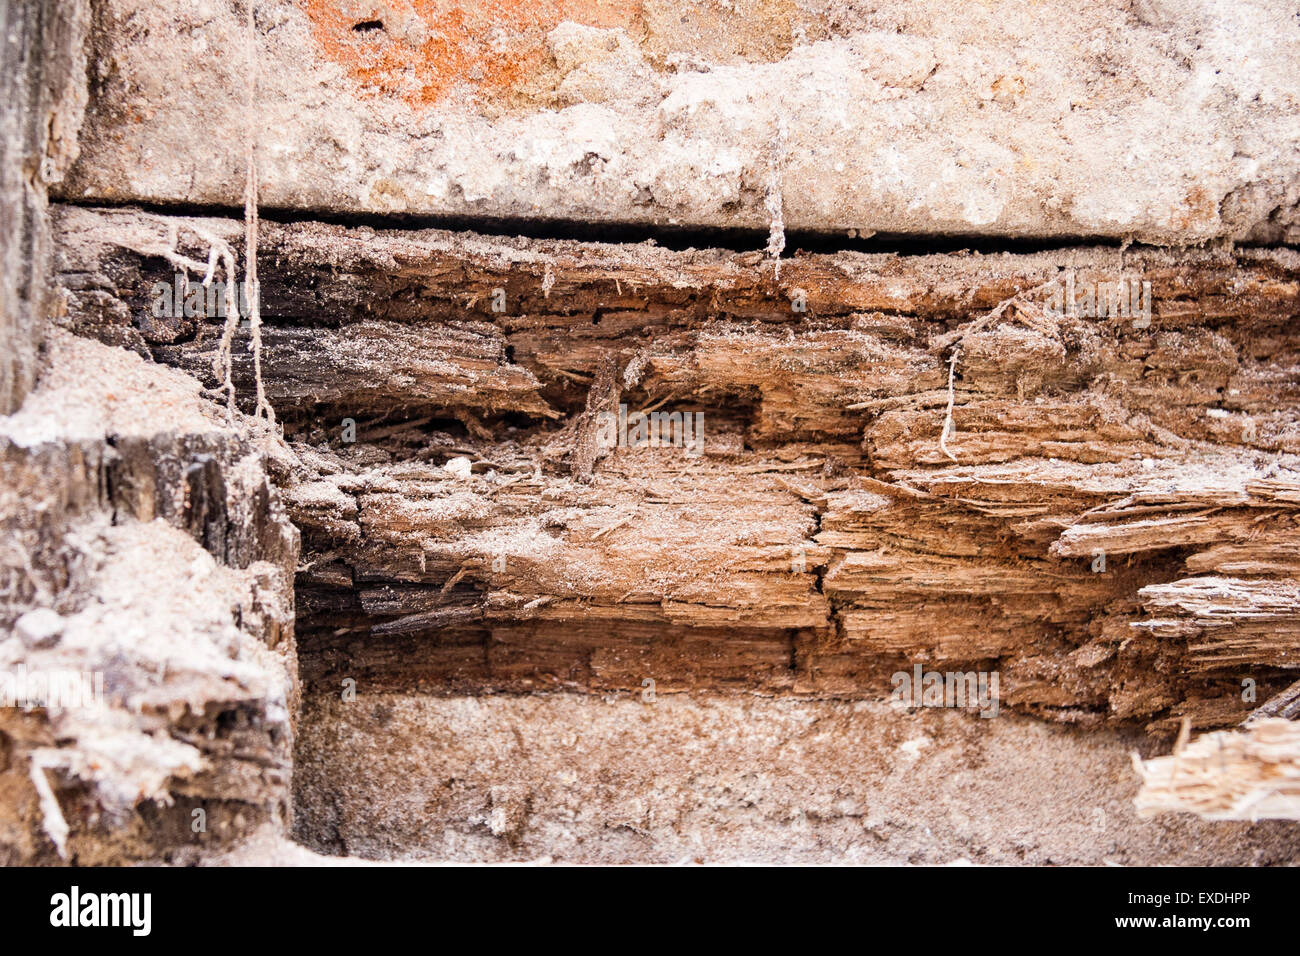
left=62, top=0, right=1300, bottom=243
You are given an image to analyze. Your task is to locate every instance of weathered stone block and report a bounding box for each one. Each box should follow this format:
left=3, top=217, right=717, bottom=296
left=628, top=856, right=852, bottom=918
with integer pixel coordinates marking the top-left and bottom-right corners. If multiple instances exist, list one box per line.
left=58, top=0, right=1300, bottom=242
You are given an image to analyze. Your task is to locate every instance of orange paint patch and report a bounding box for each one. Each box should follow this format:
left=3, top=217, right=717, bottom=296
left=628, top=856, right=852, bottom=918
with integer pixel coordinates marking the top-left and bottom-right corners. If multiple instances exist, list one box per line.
left=299, top=0, right=644, bottom=108
left=1174, top=185, right=1218, bottom=233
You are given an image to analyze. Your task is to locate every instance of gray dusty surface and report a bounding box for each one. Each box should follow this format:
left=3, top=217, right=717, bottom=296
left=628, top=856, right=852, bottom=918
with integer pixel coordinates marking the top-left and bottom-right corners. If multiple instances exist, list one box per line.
left=293, top=691, right=1300, bottom=864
